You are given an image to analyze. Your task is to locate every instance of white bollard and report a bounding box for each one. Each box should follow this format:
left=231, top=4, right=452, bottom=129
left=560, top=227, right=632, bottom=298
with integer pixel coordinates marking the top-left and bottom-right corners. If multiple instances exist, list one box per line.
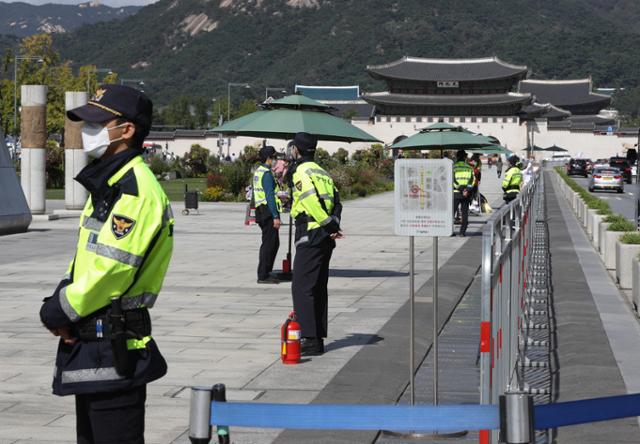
left=64, top=92, right=89, bottom=210
left=20, top=85, right=47, bottom=214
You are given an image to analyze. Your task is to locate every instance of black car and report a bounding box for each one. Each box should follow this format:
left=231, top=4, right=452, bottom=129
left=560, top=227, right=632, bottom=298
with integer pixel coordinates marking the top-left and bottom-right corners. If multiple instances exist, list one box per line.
left=566, top=159, right=588, bottom=177
left=609, top=157, right=632, bottom=184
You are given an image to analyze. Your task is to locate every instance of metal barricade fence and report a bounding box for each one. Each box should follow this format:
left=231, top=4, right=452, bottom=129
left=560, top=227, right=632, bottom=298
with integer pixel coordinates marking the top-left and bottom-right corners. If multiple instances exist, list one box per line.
left=479, top=171, right=552, bottom=443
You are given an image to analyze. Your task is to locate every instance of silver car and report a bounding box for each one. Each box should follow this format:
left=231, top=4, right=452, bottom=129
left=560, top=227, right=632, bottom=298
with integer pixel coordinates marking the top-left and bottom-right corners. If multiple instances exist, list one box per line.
left=588, top=167, right=624, bottom=193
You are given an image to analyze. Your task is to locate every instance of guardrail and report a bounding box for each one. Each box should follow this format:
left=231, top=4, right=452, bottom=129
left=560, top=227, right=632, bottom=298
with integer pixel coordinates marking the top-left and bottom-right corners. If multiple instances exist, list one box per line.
left=186, top=169, right=640, bottom=443
left=187, top=384, right=640, bottom=444
left=479, top=171, right=554, bottom=443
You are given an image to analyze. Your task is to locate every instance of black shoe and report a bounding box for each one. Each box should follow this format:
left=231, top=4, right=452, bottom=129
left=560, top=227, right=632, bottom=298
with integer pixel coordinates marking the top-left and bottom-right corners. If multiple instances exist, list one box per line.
left=460, top=232, right=466, bottom=237
left=300, top=337, right=324, bottom=356
left=257, top=276, right=280, bottom=284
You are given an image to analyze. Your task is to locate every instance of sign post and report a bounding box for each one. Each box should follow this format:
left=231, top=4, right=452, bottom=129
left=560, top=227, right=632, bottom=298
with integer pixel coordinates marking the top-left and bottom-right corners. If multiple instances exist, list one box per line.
left=394, top=159, right=453, bottom=407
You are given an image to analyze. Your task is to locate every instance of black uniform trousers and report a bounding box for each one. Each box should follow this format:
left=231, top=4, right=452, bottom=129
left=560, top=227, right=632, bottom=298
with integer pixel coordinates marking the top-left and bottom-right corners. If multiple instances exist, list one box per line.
left=503, top=192, right=518, bottom=204
left=256, top=207, right=280, bottom=280
left=76, top=385, right=146, bottom=444
left=454, top=193, right=471, bottom=235
left=292, top=235, right=333, bottom=338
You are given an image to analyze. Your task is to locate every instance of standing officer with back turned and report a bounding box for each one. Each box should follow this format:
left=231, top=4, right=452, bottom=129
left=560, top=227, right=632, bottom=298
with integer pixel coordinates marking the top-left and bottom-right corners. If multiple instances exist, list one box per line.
left=453, top=149, right=476, bottom=237
left=502, top=155, right=523, bottom=203
left=39, top=84, right=174, bottom=444
left=254, top=145, right=281, bottom=284
left=290, top=132, right=343, bottom=356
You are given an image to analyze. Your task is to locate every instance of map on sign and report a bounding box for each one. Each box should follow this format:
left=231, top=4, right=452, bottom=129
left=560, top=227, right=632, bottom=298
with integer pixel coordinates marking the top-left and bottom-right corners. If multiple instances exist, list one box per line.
left=394, top=158, right=453, bottom=237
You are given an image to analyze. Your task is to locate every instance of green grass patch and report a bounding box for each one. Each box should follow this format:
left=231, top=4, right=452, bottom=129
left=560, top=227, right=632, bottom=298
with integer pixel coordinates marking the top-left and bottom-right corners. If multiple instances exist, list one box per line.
left=621, top=232, right=640, bottom=244
left=160, top=178, right=207, bottom=201
left=46, top=189, right=64, bottom=199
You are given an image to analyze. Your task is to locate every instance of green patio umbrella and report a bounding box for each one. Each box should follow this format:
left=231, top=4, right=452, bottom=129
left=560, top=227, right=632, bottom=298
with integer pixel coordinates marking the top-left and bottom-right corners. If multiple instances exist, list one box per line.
left=544, top=145, right=568, bottom=152
left=468, top=144, right=512, bottom=155
left=522, top=145, right=546, bottom=152
left=390, top=121, right=499, bottom=151
left=211, top=94, right=380, bottom=143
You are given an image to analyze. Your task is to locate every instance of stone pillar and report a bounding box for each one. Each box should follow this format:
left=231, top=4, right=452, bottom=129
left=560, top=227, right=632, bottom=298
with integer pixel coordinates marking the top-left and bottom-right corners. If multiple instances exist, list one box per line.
left=20, top=85, right=47, bottom=214
left=64, top=92, right=89, bottom=210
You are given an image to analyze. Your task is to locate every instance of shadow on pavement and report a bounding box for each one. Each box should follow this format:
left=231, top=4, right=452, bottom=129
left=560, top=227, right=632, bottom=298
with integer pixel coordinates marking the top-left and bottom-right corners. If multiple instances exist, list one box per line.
left=325, top=333, right=384, bottom=352
left=329, top=269, right=408, bottom=278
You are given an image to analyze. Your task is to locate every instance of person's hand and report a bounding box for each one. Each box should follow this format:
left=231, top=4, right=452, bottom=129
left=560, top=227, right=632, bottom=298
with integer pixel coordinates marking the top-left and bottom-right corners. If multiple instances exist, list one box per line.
left=51, top=326, right=77, bottom=345
left=330, top=231, right=344, bottom=240
left=273, top=218, right=281, bottom=229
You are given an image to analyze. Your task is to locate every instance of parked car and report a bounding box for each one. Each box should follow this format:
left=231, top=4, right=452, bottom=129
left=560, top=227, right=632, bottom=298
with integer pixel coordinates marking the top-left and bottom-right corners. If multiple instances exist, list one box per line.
left=589, top=167, right=624, bottom=193
left=566, top=159, right=588, bottom=177
left=594, top=158, right=609, bottom=169
left=609, top=157, right=632, bottom=184
left=584, top=159, right=594, bottom=175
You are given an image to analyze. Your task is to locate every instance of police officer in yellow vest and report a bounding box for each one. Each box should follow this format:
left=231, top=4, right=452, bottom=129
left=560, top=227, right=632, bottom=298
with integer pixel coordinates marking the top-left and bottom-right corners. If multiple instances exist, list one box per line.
left=502, top=155, right=523, bottom=203
left=290, top=132, right=343, bottom=356
left=253, top=145, right=281, bottom=284
left=453, top=150, right=476, bottom=237
left=39, top=85, right=174, bottom=444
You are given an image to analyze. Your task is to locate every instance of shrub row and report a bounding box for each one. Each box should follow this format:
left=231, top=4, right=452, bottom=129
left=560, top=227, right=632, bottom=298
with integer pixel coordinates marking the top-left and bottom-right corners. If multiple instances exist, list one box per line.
left=555, top=167, right=612, bottom=215
left=555, top=167, right=638, bottom=238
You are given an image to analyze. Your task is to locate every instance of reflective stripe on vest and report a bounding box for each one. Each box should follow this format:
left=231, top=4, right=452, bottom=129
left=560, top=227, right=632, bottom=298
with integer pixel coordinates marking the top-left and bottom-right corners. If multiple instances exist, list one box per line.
left=504, top=167, right=523, bottom=192
left=253, top=165, right=281, bottom=211
left=291, top=161, right=336, bottom=231
left=454, top=162, right=474, bottom=188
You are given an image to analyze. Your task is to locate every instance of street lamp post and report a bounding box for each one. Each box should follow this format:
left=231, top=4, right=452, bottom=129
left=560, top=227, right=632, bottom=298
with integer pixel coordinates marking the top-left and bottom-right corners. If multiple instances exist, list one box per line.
left=87, top=67, right=112, bottom=93
left=227, top=82, right=251, bottom=122
left=265, top=87, right=287, bottom=101
left=13, top=55, right=43, bottom=140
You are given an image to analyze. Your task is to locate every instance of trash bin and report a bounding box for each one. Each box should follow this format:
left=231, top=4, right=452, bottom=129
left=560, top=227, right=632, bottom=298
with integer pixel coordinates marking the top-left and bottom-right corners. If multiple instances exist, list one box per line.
left=183, top=184, right=199, bottom=215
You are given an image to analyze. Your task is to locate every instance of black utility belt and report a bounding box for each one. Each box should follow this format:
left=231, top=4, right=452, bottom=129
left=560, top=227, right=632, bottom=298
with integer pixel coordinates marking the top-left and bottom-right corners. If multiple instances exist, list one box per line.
left=75, top=308, right=151, bottom=341
left=295, top=214, right=308, bottom=226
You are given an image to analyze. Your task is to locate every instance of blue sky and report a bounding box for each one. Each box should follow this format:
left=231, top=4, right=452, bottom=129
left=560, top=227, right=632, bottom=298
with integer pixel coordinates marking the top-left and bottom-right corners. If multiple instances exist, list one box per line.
left=1, top=0, right=157, bottom=6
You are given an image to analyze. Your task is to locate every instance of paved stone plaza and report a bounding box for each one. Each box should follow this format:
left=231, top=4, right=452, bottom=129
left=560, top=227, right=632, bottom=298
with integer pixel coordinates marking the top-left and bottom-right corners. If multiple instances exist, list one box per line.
left=6, top=167, right=640, bottom=444
left=0, top=170, right=502, bottom=444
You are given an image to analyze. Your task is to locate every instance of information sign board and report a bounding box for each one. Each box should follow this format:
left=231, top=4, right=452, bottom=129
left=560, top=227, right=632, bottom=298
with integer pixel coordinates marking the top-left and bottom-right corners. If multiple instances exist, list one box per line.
left=394, top=158, right=453, bottom=237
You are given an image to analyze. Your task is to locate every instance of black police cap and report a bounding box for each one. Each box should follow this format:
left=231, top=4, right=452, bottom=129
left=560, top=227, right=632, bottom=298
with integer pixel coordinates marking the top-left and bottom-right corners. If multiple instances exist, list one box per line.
left=292, top=132, right=317, bottom=153
left=259, top=145, right=277, bottom=162
left=67, top=84, right=153, bottom=137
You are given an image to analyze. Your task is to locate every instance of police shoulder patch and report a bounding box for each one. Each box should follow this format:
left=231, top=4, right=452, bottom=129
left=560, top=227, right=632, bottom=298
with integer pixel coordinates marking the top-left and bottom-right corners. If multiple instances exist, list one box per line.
left=111, top=214, right=136, bottom=239
left=295, top=181, right=303, bottom=191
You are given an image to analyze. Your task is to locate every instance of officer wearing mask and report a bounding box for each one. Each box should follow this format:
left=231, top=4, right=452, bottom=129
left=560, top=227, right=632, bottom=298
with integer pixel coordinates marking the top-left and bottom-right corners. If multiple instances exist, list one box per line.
left=290, top=132, right=342, bottom=356
left=453, top=150, right=476, bottom=237
left=254, top=145, right=281, bottom=284
left=503, top=155, right=524, bottom=203
left=39, top=85, right=174, bottom=444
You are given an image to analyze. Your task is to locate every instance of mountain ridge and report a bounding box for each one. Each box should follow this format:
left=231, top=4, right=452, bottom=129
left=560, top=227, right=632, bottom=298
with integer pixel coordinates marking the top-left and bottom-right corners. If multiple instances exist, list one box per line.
left=0, top=1, right=141, bottom=36
left=4, top=0, right=640, bottom=106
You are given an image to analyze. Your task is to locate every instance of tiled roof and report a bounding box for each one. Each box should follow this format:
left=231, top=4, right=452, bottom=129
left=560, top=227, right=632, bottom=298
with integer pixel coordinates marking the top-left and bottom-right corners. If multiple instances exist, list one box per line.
left=518, top=79, right=611, bottom=108
left=367, top=56, right=528, bottom=82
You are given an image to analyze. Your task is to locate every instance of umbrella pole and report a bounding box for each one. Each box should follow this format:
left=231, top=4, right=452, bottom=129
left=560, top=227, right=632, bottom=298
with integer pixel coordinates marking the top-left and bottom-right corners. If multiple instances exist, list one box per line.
left=277, top=213, right=294, bottom=281
left=433, top=236, right=438, bottom=406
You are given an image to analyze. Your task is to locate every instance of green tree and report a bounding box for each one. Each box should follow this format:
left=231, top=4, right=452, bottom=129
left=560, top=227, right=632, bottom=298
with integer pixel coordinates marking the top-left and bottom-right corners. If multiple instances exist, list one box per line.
left=183, top=144, right=210, bottom=177
left=193, top=96, right=210, bottom=128
left=161, top=96, right=194, bottom=128
left=0, top=34, right=120, bottom=136
left=232, top=99, right=257, bottom=120
left=614, top=87, right=640, bottom=125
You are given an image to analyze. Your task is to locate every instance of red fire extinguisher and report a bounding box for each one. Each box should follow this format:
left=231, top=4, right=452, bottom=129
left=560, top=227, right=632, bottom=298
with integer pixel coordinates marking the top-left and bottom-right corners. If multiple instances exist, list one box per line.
left=281, top=311, right=301, bottom=365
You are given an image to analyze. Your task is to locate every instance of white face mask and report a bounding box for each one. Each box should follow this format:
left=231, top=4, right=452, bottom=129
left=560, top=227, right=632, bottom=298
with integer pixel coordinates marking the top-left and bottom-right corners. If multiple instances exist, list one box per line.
left=81, top=123, right=126, bottom=158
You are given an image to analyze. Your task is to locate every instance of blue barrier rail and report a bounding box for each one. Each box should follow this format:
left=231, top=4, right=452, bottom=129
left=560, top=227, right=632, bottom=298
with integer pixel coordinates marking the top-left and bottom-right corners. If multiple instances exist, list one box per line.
left=212, top=402, right=499, bottom=432
left=535, top=393, right=640, bottom=429
left=209, top=392, right=640, bottom=432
